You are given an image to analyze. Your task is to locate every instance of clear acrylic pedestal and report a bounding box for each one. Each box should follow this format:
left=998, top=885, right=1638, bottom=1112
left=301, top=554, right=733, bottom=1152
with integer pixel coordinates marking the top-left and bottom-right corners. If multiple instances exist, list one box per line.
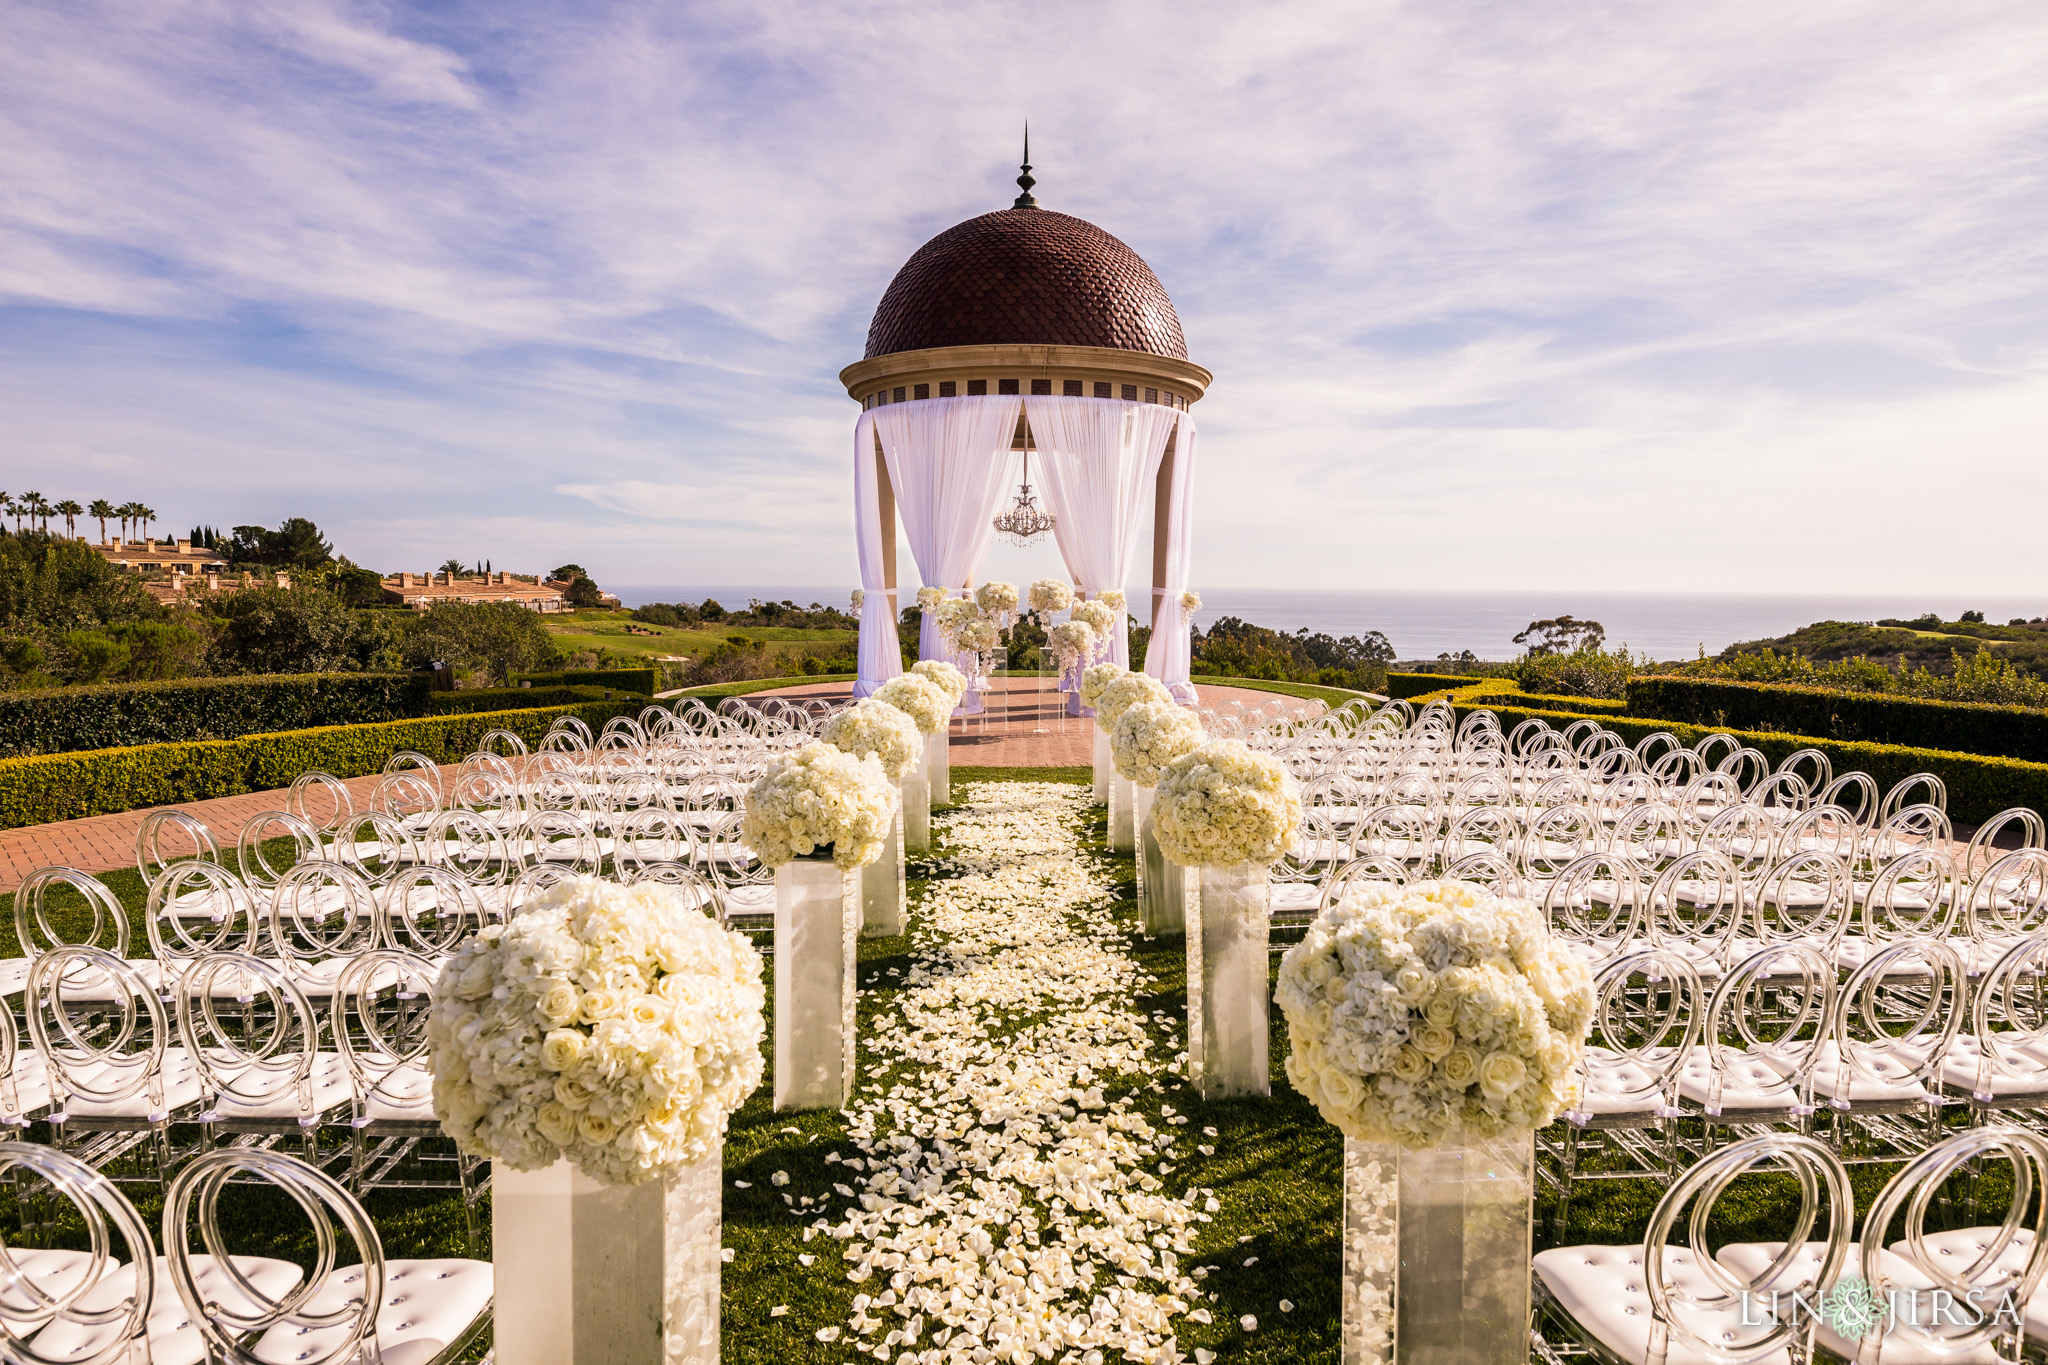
left=860, top=804, right=906, bottom=937
left=1342, top=1135, right=1535, bottom=1365
left=927, top=730, right=950, bottom=807
left=1109, top=775, right=1135, bottom=852
left=1134, top=787, right=1185, bottom=936
left=773, top=855, right=857, bottom=1109
left=1092, top=727, right=1111, bottom=806
left=902, top=767, right=930, bottom=855
left=492, top=1149, right=722, bottom=1365
left=1190, top=863, right=1269, bottom=1098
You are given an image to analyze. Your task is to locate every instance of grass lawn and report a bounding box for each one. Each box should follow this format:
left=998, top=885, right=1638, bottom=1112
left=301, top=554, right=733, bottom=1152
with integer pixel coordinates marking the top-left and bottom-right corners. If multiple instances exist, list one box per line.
left=543, top=610, right=856, bottom=666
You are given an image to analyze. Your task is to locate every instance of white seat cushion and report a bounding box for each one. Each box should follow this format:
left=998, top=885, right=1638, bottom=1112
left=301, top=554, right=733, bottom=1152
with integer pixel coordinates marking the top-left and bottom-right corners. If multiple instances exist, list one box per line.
left=59, top=1048, right=205, bottom=1120
left=29, top=1255, right=303, bottom=1365
left=1, top=1049, right=52, bottom=1121
left=1804, top=1040, right=1934, bottom=1106
left=1535, top=1243, right=1792, bottom=1365
left=248, top=1258, right=492, bottom=1365
left=209, top=1053, right=356, bottom=1121
left=1674, top=1047, right=1806, bottom=1114
left=1901, top=1228, right=2048, bottom=1344
left=0, top=1249, right=118, bottom=1327
left=1939, top=1035, right=2048, bottom=1100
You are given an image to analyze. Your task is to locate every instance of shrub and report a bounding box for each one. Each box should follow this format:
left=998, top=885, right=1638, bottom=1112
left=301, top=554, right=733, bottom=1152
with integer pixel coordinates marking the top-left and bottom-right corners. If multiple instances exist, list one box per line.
left=407, top=600, right=559, bottom=685
left=514, top=667, right=659, bottom=696
left=0, top=673, right=435, bottom=758
left=1626, top=675, right=2048, bottom=764
left=205, top=586, right=362, bottom=675
left=423, top=685, right=607, bottom=714
left=1512, top=645, right=1639, bottom=700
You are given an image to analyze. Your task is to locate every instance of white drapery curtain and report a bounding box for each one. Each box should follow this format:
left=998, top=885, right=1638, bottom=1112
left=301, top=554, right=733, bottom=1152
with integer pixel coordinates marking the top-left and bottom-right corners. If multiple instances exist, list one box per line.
left=851, top=411, right=901, bottom=695
left=875, top=395, right=1025, bottom=664
left=1145, top=414, right=1197, bottom=702
left=1021, top=396, right=1180, bottom=670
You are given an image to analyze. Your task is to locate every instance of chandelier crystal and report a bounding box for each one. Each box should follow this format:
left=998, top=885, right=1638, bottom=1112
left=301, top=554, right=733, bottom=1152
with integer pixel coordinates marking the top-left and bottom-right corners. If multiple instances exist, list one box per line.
left=992, top=449, right=1056, bottom=547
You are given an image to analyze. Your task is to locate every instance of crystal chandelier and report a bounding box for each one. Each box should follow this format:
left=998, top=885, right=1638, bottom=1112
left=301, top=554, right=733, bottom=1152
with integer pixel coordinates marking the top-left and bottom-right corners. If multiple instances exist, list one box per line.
left=992, top=449, right=1056, bottom=547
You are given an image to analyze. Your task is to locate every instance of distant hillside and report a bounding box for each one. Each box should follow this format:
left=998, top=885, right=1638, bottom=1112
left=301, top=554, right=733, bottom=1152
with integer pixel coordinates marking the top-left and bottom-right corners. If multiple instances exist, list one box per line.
left=1722, top=613, right=2048, bottom=678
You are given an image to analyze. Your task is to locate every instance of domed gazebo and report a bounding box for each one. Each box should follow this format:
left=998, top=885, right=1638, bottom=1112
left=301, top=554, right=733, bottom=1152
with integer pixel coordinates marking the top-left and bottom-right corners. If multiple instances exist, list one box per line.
left=841, top=149, right=1211, bottom=701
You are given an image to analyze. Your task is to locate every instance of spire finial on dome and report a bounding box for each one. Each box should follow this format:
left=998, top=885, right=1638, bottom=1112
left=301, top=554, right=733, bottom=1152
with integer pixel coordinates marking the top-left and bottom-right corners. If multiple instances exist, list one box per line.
left=1013, top=123, right=1038, bottom=209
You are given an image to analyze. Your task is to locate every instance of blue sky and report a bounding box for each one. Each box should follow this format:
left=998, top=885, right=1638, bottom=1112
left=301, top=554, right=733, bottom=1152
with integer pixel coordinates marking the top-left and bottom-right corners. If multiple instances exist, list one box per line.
left=2, top=0, right=2044, bottom=595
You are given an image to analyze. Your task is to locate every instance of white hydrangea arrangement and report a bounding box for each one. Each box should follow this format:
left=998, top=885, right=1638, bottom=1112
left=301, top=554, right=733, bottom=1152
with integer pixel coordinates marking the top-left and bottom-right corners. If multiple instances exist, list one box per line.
left=1028, top=578, right=1074, bottom=615
left=1093, top=671, right=1174, bottom=732
left=1047, top=620, right=1097, bottom=670
left=1180, top=589, right=1201, bottom=621
left=739, top=741, right=897, bottom=869
left=1110, top=698, right=1206, bottom=786
left=820, top=697, right=923, bottom=781
left=428, top=876, right=766, bottom=1186
left=956, top=618, right=1000, bottom=654
left=916, top=586, right=945, bottom=611
left=974, top=580, right=1019, bottom=620
left=1275, top=880, right=1595, bottom=1149
left=1095, top=588, right=1127, bottom=615
left=871, top=674, right=949, bottom=736
left=932, top=597, right=980, bottom=652
left=1150, top=738, right=1302, bottom=867
left=912, top=659, right=968, bottom=704
left=850, top=588, right=864, bottom=613
left=1070, top=599, right=1119, bottom=634
left=1079, top=662, right=1127, bottom=712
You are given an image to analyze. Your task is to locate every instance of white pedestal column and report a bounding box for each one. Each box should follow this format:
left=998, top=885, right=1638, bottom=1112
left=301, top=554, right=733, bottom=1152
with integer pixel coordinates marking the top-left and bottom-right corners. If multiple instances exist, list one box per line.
left=926, top=730, right=950, bottom=807
left=902, top=766, right=930, bottom=855
left=1190, top=863, right=1270, bottom=1099
left=774, top=856, right=857, bottom=1110
left=1091, top=728, right=1111, bottom=806
left=1342, top=1136, right=1535, bottom=1365
left=1109, top=775, right=1135, bottom=852
left=492, top=1149, right=722, bottom=1365
left=1135, top=787, right=1185, bottom=936
left=861, top=804, right=906, bottom=937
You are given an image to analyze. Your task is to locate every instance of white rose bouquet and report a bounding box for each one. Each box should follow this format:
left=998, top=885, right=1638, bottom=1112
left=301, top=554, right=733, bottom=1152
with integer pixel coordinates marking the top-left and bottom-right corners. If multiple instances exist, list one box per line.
left=850, top=588, right=864, bottom=613
left=1093, top=671, right=1173, bottom=732
left=1028, top=578, right=1074, bottom=615
left=916, top=586, right=945, bottom=611
left=1180, top=589, right=1201, bottom=622
left=1276, top=880, right=1595, bottom=1149
left=429, top=876, right=766, bottom=1186
left=956, top=618, right=999, bottom=654
left=931, top=598, right=979, bottom=653
left=820, top=697, right=923, bottom=781
left=1095, top=588, right=1127, bottom=615
left=1070, top=599, right=1119, bottom=635
left=1047, top=620, right=1097, bottom=671
left=740, top=741, right=896, bottom=869
left=1110, top=698, right=1206, bottom=786
left=871, top=674, right=949, bottom=736
left=1150, top=738, right=1301, bottom=867
left=912, top=659, right=968, bottom=704
left=1080, top=662, right=1127, bottom=711
left=974, top=580, right=1019, bottom=621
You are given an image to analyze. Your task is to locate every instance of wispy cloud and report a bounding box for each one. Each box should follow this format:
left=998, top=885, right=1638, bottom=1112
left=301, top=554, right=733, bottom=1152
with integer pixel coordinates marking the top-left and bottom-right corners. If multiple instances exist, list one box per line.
left=1, top=0, right=2043, bottom=592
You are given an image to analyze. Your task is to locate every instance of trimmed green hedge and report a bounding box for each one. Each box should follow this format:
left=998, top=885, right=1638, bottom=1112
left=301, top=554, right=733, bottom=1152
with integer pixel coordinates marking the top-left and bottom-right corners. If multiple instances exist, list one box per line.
left=672, top=673, right=856, bottom=702
left=425, top=685, right=609, bottom=714
left=1626, top=676, right=2048, bottom=764
left=0, top=673, right=433, bottom=759
left=1450, top=695, right=2048, bottom=825
left=1189, top=675, right=1383, bottom=710
left=515, top=667, right=659, bottom=696
left=0, top=699, right=654, bottom=830
left=1386, top=671, right=1488, bottom=699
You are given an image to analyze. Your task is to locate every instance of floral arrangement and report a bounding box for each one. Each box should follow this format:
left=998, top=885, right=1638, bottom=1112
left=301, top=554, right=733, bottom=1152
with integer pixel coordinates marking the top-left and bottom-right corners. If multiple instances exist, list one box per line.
left=1070, top=599, right=1119, bottom=635
left=428, top=876, right=766, bottom=1186
left=1028, top=578, right=1074, bottom=616
left=850, top=588, right=865, bottom=613
left=912, top=659, right=968, bottom=704
left=871, top=674, right=950, bottom=736
left=740, top=741, right=897, bottom=868
left=917, top=586, right=945, bottom=611
left=820, top=697, right=923, bottom=781
left=974, top=581, right=1019, bottom=621
left=1046, top=620, right=1097, bottom=671
left=1110, top=698, right=1206, bottom=786
left=1179, top=589, right=1201, bottom=622
left=1079, top=662, right=1127, bottom=712
left=1095, top=588, right=1127, bottom=616
left=1150, top=738, right=1302, bottom=867
left=1275, top=881, right=1595, bottom=1149
left=932, top=598, right=980, bottom=653
left=1093, top=671, right=1173, bottom=731
left=956, top=618, right=1000, bottom=654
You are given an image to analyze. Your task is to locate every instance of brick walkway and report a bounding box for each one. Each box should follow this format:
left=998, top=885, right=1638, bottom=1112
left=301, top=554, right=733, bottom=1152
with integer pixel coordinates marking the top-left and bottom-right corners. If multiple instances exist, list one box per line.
left=0, top=679, right=1318, bottom=891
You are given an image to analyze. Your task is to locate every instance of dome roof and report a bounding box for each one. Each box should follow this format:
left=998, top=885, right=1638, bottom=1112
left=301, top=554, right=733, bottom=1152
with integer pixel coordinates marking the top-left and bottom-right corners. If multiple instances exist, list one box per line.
left=864, top=207, right=1188, bottom=361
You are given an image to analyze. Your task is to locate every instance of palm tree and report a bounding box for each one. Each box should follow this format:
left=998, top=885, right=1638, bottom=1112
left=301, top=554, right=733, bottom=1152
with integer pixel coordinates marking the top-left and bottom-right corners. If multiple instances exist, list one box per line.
left=88, top=499, right=112, bottom=543
left=136, top=505, right=156, bottom=540
left=21, top=492, right=48, bottom=533
left=55, top=500, right=81, bottom=539
left=117, top=502, right=141, bottom=542
left=0, top=495, right=12, bottom=533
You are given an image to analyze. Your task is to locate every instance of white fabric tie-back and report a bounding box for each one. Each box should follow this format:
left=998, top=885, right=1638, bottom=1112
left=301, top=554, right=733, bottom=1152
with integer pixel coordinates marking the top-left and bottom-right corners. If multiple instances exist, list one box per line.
left=874, top=396, right=1025, bottom=664
left=1021, top=396, right=1179, bottom=669
left=1145, top=414, right=1198, bottom=702
left=851, top=410, right=901, bottom=695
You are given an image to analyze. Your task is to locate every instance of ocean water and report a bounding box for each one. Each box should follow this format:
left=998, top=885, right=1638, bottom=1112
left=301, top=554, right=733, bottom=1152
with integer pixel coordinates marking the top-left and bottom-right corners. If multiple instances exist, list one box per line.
left=609, top=584, right=2048, bottom=662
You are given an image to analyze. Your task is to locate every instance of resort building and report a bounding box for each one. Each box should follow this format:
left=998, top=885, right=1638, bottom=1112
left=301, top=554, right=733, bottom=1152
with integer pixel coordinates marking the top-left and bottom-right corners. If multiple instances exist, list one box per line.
left=381, top=571, right=569, bottom=612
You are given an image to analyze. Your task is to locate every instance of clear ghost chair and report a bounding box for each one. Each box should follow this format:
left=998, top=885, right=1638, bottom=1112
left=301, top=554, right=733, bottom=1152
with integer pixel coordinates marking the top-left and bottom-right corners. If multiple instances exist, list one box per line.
left=1630, top=730, right=1685, bottom=768
left=1693, top=733, right=1743, bottom=772
left=176, top=952, right=351, bottom=1156
left=1439, top=803, right=1522, bottom=872
left=0, top=1141, right=159, bottom=1365
left=477, top=726, right=529, bottom=763
left=1644, top=850, right=1748, bottom=977
left=0, top=1006, right=50, bottom=1129
left=1744, top=769, right=1810, bottom=822
left=700, top=810, right=774, bottom=924
left=420, top=808, right=512, bottom=889
left=1544, top=950, right=1702, bottom=1238
left=286, top=770, right=356, bottom=835
left=28, top=948, right=203, bottom=1183
left=1272, top=807, right=1342, bottom=922
left=1675, top=771, right=1745, bottom=835
left=162, top=1147, right=493, bottom=1365
left=622, top=860, right=724, bottom=918
left=1965, top=848, right=2048, bottom=963
left=1714, top=746, right=1770, bottom=796
left=612, top=807, right=698, bottom=879
left=1818, top=771, right=1880, bottom=829
left=267, top=863, right=383, bottom=1000
left=1534, top=1133, right=1852, bottom=1365
left=12, top=867, right=158, bottom=1002
left=1775, top=747, right=1833, bottom=800
left=1673, top=941, right=1834, bottom=1131
left=445, top=768, right=523, bottom=836
left=523, top=808, right=603, bottom=875
left=1316, top=855, right=1410, bottom=913
left=1522, top=802, right=1602, bottom=885
left=1606, top=799, right=1685, bottom=865
left=234, top=810, right=325, bottom=892
left=1838, top=847, right=1956, bottom=973
left=369, top=770, right=440, bottom=832
left=1880, top=771, right=1948, bottom=824
left=1440, top=849, right=1528, bottom=900
left=1543, top=854, right=1647, bottom=966
left=1809, top=939, right=1964, bottom=1163
left=1868, top=802, right=1954, bottom=869
left=502, top=861, right=584, bottom=918
left=381, top=866, right=485, bottom=965
left=133, top=809, right=218, bottom=883
left=1645, top=747, right=1705, bottom=801
left=1747, top=850, right=1854, bottom=965
left=1940, top=928, right=2048, bottom=1116
left=1772, top=802, right=1861, bottom=866
left=1963, top=806, right=2048, bottom=883
left=380, top=750, right=444, bottom=803
left=332, top=810, right=425, bottom=888
left=145, top=862, right=261, bottom=996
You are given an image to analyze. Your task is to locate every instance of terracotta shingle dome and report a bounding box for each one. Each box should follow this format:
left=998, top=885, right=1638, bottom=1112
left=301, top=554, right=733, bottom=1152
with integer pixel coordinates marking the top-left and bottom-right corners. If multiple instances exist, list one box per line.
left=864, top=208, right=1188, bottom=361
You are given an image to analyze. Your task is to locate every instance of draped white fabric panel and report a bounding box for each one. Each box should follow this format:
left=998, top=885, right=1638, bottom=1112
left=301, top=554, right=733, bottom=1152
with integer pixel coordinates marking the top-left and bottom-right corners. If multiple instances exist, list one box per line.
left=851, top=411, right=902, bottom=696
left=875, top=396, right=1025, bottom=666
left=1020, top=397, right=1180, bottom=669
left=1145, top=414, right=1198, bottom=702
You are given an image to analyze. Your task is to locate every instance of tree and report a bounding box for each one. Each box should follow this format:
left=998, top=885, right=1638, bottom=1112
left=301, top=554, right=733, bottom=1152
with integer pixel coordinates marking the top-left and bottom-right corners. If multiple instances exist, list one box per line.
left=137, top=505, right=156, bottom=540
left=565, top=576, right=604, bottom=607
left=550, top=564, right=587, bottom=583
left=226, top=518, right=333, bottom=570
left=306, top=556, right=387, bottom=607
left=407, top=600, right=558, bottom=685
left=55, top=500, right=81, bottom=539
left=117, top=502, right=142, bottom=542
left=206, top=586, right=360, bottom=674
left=1513, top=615, right=1606, bottom=656
left=21, top=493, right=49, bottom=533
left=440, top=559, right=466, bottom=576
left=0, top=496, right=14, bottom=533
left=89, top=500, right=113, bottom=543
